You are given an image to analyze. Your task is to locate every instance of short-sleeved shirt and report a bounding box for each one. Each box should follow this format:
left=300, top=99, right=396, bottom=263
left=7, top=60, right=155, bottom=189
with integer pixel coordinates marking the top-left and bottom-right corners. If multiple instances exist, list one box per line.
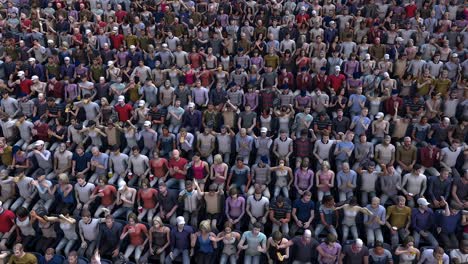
left=0, top=209, right=15, bottom=233
left=247, top=195, right=269, bottom=218
left=230, top=165, right=250, bottom=186
left=342, top=245, right=369, bottom=264
left=270, top=200, right=291, bottom=220
left=291, top=236, right=319, bottom=262
left=369, top=249, right=393, bottom=264
left=292, top=198, right=315, bottom=222
left=72, top=152, right=92, bottom=173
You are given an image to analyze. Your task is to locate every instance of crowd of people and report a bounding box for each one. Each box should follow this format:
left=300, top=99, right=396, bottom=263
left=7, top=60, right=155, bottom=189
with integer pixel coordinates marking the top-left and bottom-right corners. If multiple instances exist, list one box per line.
left=0, top=0, right=467, bottom=263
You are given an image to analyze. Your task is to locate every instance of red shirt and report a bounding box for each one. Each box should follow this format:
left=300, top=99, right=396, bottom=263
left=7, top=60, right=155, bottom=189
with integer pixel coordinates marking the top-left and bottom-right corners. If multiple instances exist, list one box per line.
left=19, top=79, right=33, bottom=95
left=114, top=103, right=133, bottom=122
left=0, top=209, right=15, bottom=233
left=93, top=185, right=117, bottom=206
left=34, top=123, right=50, bottom=141
left=115, top=10, right=127, bottom=23
left=419, top=147, right=440, bottom=168
left=168, top=157, right=188, bottom=180
left=296, top=13, right=310, bottom=24
left=405, top=5, right=417, bottom=18
left=48, top=81, right=64, bottom=99
left=384, top=96, right=403, bottom=116
left=110, top=34, right=125, bottom=50
left=138, top=188, right=158, bottom=209
left=328, top=74, right=346, bottom=92
left=150, top=158, right=168, bottom=178
left=123, top=223, right=147, bottom=245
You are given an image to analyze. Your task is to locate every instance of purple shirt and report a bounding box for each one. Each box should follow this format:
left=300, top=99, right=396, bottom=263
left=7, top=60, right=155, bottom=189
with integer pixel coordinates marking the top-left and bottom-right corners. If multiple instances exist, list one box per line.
left=295, top=169, right=314, bottom=190
left=225, top=196, right=245, bottom=219
left=319, top=242, right=342, bottom=264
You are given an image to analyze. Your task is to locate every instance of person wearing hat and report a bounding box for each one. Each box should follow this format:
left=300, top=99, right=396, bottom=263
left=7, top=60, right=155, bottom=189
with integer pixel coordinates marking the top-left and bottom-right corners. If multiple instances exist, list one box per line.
left=114, top=95, right=133, bottom=122
left=112, top=181, right=136, bottom=219
left=165, top=215, right=195, bottom=264
left=60, top=56, right=75, bottom=80
left=182, top=102, right=202, bottom=134
left=411, top=197, right=438, bottom=247
left=27, top=57, right=46, bottom=82
left=328, top=65, right=346, bottom=93
left=15, top=71, right=34, bottom=98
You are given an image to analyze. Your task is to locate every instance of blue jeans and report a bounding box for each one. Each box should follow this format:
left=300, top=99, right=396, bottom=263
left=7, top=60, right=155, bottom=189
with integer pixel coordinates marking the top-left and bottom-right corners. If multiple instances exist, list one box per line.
left=220, top=254, right=237, bottom=264
left=244, top=255, right=261, bottom=264
left=413, top=231, right=439, bottom=247
left=165, top=248, right=190, bottom=264
left=165, top=178, right=185, bottom=191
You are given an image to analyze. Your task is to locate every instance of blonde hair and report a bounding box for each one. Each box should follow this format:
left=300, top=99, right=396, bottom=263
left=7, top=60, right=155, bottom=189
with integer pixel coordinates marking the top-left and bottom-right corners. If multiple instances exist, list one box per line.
left=199, top=220, right=211, bottom=232
left=322, top=161, right=330, bottom=170
left=58, top=173, right=69, bottom=183
left=213, top=154, right=223, bottom=164
left=153, top=216, right=163, bottom=227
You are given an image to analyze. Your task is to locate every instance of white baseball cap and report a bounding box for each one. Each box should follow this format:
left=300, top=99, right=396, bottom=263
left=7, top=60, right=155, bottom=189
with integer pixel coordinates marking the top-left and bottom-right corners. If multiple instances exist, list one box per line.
left=31, top=75, right=39, bottom=81
left=129, top=45, right=136, bottom=49
left=365, top=54, right=371, bottom=60
left=118, top=181, right=126, bottom=191
left=384, top=54, right=390, bottom=59
left=417, top=198, right=430, bottom=206
left=47, top=39, right=54, bottom=44
left=335, top=66, right=341, bottom=71
left=108, top=61, right=114, bottom=66
left=260, top=127, right=268, bottom=133
left=375, top=112, right=384, bottom=119
left=162, top=43, right=168, bottom=48
left=188, top=102, right=195, bottom=108
left=64, top=57, right=70, bottom=61
left=28, top=58, right=36, bottom=62
left=138, top=100, right=145, bottom=106
left=112, top=27, right=118, bottom=32
left=144, top=121, right=151, bottom=127
left=17, top=71, right=25, bottom=76
left=176, top=216, right=185, bottom=225
left=35, top=140, right=45, bottom=147
left=118, top=95, right=125, bottom=102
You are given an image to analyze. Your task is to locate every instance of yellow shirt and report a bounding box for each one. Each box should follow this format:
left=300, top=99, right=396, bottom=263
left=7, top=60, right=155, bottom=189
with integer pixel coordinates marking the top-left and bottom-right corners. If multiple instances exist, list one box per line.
left=386, top=205, right=411, bottom=228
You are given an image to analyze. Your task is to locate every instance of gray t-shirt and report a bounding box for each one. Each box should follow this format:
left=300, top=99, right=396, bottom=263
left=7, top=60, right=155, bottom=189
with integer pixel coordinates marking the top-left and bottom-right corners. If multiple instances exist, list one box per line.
left=369, top=249, right=393, bottom=264
left=55, top=150, right=73, bottom=171
left=239, top=111, right=257, bottom=129
left=109, top=153, right=128, bottom=174
left=342, top=245, right=369, bottom=264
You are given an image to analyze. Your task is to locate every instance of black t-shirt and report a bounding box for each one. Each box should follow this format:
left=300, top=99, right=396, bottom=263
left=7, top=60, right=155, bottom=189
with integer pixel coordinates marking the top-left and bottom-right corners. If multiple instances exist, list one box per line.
left=291, top=236, right=319, bottom=263
left=342, top=245, right=369, bottom=264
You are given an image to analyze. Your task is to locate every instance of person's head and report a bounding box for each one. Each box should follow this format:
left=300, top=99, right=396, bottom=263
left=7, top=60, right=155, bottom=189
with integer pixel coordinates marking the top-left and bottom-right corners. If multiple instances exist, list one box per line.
left=128, top=213, right=138, bottom=225
left=252, top=222, right=262, bottom=235
left=302, top=191, right=312, bottom=202
left=461, top=240, right=468, bottom=253
left=199, top=220, right=211, bottom=233
left=98, top=175, right=108, bottom=186
left=371, top=197, right=380, bottom=208
left=158, top=182, right=167, bottom=193
left=58, top=173, right=69, bottom=184
left=417, top=197, right=430, bottom=210
left=236, top=157, right=244, bottom=167
left=13, top=243, right=25, bottom=257
left=272, top=231, right=283, bottom=244
left=397, top=195, right=406, bottom=207
left=172, top=149, right=180, bottom=159
left=105, top=214, right=114, bottom=228
left=81, top=210, right=92, bottom=223
left=326, top=234, right=337, bottom=245
left=276, top=196, right=286, bottom=207
left=373, top=241, right=385, bottom=255
left=44, top=248, right=55, bottom=261
left=176, top=216, right=185, bottom=228
left=322, top=161, right=330, bottom=171
left=403, top=236, right=415, bottom=248
left=16, top=207, right=29, bottom=219
left=229, top=187, right=238, bottom=198
left=353, top=239, right=364, bottom=251
left=68, top=251, right=78, bottom=263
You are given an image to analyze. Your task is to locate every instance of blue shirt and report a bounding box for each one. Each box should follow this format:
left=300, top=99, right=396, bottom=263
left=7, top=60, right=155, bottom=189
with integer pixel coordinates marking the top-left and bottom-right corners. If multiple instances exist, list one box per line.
left=349, top=94, right=366, bottom=113
left=351, top=116, right=371, bottom=136
left=335, top=141, right=354, bottom=161
left=337, top=170, right=357, bottom=192
left=72, top=152, right=91, bottom=173
left=293, top=198, right=315, bottom=222
left=411, top=208, right=434, bottom=232
left=171, top=225, right=194, bottom=250
left=39, top=255, right=62, bottom=264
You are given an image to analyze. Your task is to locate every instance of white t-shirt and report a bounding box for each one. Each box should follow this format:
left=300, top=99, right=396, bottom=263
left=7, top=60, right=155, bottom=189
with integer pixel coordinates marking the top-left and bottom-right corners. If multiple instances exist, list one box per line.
left=247, top=195, right=269, bottom=218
